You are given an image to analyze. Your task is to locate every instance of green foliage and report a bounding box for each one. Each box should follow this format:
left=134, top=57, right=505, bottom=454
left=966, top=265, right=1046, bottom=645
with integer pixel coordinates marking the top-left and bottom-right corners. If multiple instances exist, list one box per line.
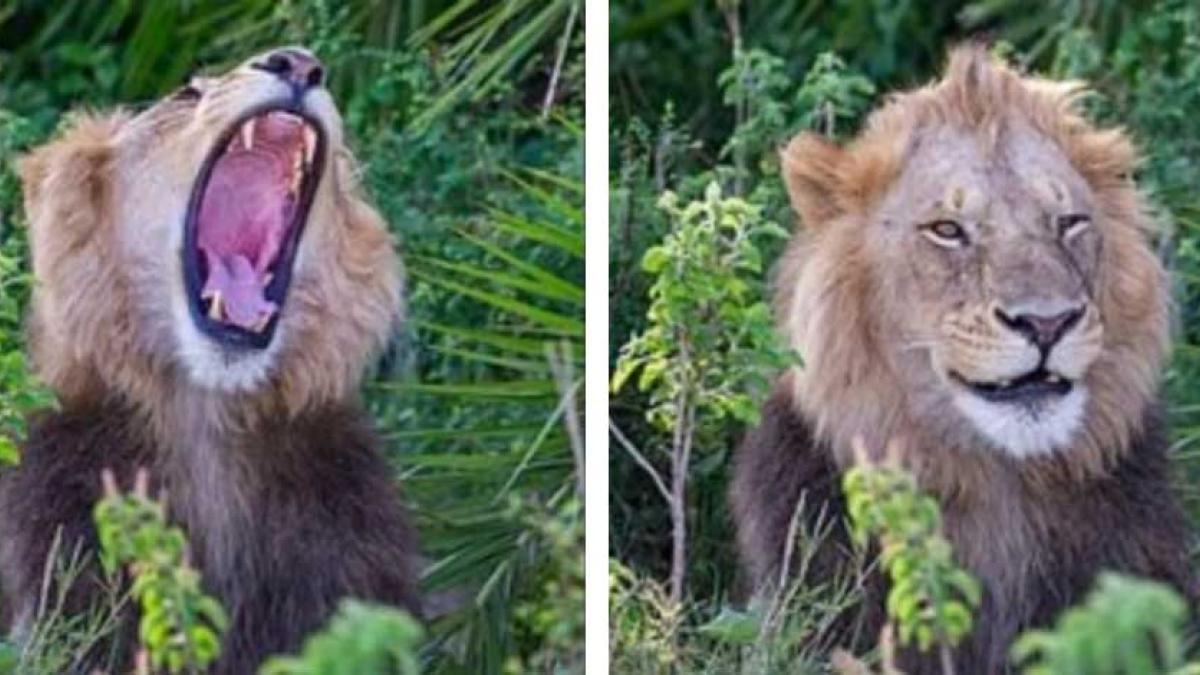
left=612, top=182, right=792, bottom=430
left=792, top=52, right=877, bottom=135
left=0, top=539, right=127, bottom=675
left=610, top=179, right=793, bottom=622
left=843, top=458, right=981, bottom=654
left=407, top=0, right=582, bottom=127
left=609, top=559, right=683, bottom=671
left=259, top=601, right=423, bottom=675
left=610, top=510, right=868, bottom=675
left=502, top=497, right=585, bottom=674
left=398, top=168, right=584, bottom=674
left=1012, top=574, right=1200, bottom=675
left=0, top=110, right=50, bottom=468
left=93, top=475, right=228, bottom=674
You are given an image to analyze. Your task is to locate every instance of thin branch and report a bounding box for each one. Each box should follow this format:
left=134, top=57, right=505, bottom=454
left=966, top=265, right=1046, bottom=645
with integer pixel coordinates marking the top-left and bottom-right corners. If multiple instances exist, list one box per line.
left=940, top=644, right=956, bottom=675
left=778, top=492, right=808, bottom=590
left=609, top=419, right=673, bottom=505
left=541, top=0, right=580, bottom=119
left=548, top=340, right=585, bottom=499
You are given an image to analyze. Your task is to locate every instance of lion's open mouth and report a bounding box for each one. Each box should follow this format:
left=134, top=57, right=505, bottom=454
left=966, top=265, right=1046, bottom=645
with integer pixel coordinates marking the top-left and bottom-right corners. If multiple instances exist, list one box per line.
left=183, top=107, right=326, bottom=348
left=951, top=368, right=1073, bottom=404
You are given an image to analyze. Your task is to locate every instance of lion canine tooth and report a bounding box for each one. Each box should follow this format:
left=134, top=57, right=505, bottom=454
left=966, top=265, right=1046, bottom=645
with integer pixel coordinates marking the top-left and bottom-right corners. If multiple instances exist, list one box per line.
left=242, top=119, right=255, bottom=150
left=303, top=126, right=316, bottom=165
left=208, top=291, right=224, bottom=321
left=291, top=153, right=303, bottom=192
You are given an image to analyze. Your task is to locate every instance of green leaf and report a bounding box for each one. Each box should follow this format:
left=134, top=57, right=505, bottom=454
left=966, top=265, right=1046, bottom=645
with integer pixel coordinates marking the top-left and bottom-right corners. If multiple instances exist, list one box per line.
left=697, top=607, right=761, bottom=645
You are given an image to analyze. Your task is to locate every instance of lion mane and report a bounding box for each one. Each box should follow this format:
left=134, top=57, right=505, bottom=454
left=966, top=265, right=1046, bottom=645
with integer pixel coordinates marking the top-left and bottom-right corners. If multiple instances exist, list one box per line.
left=731, top=46, right=1193, bottom=674
left=0, top=47, right=420, bottom=674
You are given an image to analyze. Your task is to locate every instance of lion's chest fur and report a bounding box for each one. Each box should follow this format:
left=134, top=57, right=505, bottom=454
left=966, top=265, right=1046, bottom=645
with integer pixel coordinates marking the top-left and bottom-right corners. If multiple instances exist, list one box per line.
left=927, top=434, right=1195, bottom=671
left=939, top=479, right=1043, bottom=653
left=0, top=396, right=422, bottom=674
left=731, top=387, right=1194, bottom=674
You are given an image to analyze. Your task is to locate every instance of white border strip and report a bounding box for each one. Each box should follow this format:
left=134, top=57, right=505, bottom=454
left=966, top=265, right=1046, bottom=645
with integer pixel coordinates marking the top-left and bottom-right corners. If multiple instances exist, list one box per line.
left=583, top=0, right=610, bottom=671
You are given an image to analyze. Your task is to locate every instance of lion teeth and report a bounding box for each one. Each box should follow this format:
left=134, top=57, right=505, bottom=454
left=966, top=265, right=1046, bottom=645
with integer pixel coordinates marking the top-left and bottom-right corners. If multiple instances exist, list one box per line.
left=291, top=152, right=303, bottom=192
left=303, top=127, right=316, bottom=166
left=251, top=314, right=270, bottom=333
left=1046, top=374, right=1062, bottom=384
left=998, top=380, right=1012, bottom=387
left=207, top=291, right=224, bottom=321
left=242, top=119, right=255, bottom=150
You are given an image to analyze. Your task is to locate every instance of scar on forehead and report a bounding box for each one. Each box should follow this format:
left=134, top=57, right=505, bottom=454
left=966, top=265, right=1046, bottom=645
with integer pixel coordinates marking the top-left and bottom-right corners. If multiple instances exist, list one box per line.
left=939, top=185, right=967, bottom=212
left=1050, top=180, right=1066, bottom=203
left=1033, top=178, right=1068, bottom=205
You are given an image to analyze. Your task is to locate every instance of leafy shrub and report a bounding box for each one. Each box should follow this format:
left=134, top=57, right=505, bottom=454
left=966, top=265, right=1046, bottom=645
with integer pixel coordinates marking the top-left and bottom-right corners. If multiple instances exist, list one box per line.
left=612, top=182, right=792, bottom=431
left=842, top=447, right=981, bottom=665
left=612, top=182, right=793, bottom=608
left=1012, top=574, right=1199, bottom=675
left=259, top=601, right=423, bottom=675
left=609, top=559, right=683, bottom=672
left=93, top=471, right=227, bottom=674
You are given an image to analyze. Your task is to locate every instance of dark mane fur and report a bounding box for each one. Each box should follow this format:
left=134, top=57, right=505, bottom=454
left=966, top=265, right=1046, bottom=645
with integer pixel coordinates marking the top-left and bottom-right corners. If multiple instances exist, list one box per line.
left=731, top=383, right=1195, bottom=674
left=0, top=399, right=421, bottom=674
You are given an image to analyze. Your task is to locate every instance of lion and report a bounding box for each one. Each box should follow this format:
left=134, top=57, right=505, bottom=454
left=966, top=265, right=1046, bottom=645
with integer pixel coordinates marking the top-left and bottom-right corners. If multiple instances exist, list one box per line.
left=731, top=46, right=1196, bottom=673
left=0, top=47, right=420, bottom=673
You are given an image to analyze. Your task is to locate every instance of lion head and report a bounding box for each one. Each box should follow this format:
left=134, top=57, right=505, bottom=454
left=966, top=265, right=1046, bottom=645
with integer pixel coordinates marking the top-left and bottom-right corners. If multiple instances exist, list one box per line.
left=778, top=46, right=1167, bottom=486
left=19, top=46, right=401, bottom=418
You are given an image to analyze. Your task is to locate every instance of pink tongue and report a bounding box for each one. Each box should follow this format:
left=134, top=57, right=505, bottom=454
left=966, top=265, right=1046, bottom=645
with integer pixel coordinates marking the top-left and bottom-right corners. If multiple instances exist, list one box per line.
left=197, top=150, right=292, bottom=330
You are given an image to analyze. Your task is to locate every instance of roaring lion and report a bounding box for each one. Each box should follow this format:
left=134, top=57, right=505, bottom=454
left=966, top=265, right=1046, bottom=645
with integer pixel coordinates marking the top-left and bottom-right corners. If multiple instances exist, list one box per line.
left=731, top=46, right=1195, bottom=673
left=0, top=47, right=420, bottom=672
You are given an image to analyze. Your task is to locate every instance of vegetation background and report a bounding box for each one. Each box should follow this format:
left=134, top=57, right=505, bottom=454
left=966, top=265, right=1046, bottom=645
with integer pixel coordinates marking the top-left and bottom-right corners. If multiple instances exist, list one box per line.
left=0, top=1, right=583, bottom=673
left=609, top=0, right=1200, bottom=672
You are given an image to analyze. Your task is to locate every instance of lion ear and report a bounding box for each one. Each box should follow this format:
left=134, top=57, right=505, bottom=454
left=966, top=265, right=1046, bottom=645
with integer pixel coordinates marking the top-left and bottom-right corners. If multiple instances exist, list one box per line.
left=780, top=133, right=847, bottom=229
left=17, top=114, right=121, bottom=239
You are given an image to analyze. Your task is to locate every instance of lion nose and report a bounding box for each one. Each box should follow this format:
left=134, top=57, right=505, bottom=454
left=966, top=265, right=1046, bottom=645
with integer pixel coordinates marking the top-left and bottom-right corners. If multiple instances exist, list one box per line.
left=995, top=306, right=1084, bottom=351
left=254, top=48, right=324, bottom=91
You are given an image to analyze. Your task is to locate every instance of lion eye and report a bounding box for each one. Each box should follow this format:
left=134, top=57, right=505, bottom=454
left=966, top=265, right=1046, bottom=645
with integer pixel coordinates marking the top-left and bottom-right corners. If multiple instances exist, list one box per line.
left=921, top=220, right=969, bottom=248
left=1057, top=213, right=1091, bottom=239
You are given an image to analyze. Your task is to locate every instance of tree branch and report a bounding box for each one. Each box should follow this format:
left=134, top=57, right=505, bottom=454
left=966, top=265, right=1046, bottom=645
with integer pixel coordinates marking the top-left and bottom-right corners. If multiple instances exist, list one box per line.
left=609, top=419, right=673, bottom=506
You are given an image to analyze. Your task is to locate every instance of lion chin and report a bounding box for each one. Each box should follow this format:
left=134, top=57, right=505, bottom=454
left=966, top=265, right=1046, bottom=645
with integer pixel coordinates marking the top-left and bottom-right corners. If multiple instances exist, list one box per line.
left=949, top=385, right=1086, bottom=457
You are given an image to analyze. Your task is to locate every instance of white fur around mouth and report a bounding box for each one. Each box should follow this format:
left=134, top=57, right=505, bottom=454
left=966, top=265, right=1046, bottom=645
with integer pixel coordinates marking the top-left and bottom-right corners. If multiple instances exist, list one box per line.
left=951, top=384, right=1087, bottom=458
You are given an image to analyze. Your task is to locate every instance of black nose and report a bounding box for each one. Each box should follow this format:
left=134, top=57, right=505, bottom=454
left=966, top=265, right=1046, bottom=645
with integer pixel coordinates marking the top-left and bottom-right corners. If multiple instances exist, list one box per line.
left=995, top=306, right=1084, bottom=351
left=253, top=49, right=324, bottom=91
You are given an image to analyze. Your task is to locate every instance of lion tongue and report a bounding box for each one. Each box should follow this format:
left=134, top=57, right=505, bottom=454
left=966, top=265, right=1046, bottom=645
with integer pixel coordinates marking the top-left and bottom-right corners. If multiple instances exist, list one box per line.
left=196, top=150, right=292, bottom=330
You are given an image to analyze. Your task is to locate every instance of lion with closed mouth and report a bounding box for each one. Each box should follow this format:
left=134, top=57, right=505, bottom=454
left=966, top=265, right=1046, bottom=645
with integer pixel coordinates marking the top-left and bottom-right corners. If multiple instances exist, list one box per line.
left=731, top=46, right=1195, bottom=673
left=0, top=47, right=420, bottom=673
